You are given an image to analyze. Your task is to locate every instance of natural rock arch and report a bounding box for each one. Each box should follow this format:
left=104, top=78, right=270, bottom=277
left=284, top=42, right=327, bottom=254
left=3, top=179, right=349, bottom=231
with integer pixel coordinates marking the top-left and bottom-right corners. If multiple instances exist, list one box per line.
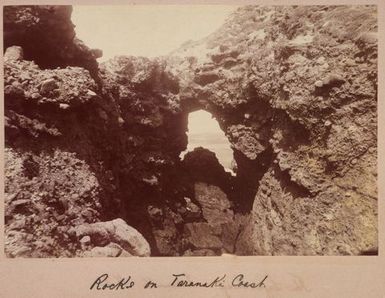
left=3, top=5, right=378, bottom=257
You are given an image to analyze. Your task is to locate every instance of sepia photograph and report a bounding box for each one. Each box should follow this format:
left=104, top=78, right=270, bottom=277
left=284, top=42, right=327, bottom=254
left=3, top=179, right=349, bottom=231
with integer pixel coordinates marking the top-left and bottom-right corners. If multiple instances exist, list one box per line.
left=4, top=4, right=377, bottom=258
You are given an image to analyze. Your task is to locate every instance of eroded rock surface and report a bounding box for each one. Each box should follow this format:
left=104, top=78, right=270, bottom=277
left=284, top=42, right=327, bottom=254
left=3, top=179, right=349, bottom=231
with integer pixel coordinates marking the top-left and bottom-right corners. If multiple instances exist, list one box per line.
left=4, top=6, right=100, bottom=76
left=4, top=5, right=377, bottom=257
left=170, top=5, right=377, bottom=255
left=70, top=218, right=151, bottom=257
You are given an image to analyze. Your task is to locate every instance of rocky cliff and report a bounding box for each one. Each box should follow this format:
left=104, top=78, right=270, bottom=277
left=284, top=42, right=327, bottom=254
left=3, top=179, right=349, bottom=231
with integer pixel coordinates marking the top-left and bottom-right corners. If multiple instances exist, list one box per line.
left=4, top=5, right=377, bottom=257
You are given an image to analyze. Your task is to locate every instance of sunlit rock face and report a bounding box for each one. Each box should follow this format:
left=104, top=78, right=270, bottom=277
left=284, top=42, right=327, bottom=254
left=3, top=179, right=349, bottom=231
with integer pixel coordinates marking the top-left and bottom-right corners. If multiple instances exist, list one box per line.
left=4, top=5, right=377, bottom=257
left=171, top=5, right=377, bottom=255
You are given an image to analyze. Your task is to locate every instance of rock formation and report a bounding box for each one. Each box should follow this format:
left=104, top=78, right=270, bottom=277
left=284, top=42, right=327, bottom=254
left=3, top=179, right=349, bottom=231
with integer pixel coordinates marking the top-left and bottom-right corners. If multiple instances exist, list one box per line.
left=4, top=5, right=377, bottom=257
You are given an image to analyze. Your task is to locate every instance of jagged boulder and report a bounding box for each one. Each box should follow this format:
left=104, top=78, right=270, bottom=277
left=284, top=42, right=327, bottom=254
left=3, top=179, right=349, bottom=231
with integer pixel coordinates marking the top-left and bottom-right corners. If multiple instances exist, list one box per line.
left=182, top=147, right=235, bottom=195
left=194, top=183, right=234, bottom=225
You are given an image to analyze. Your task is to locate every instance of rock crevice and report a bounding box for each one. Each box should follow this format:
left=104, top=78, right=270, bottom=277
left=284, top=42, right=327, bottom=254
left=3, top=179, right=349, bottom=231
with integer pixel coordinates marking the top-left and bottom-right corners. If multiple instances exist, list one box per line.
left=4, top=5, right=377, bottom=257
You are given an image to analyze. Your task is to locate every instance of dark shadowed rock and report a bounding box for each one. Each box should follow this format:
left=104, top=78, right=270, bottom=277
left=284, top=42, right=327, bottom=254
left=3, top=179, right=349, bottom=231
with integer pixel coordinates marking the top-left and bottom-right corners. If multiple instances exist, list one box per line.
left=183, top=222, right=222, bottom=250
left=4, top=6, right=100, bottom=76
left=183, top=249, right=217, bottom=256
left=182, top=147, right=234, bottom=195
left=193, top=71, right=221, bottom=86
left=194, top=182, right=234, bottom=225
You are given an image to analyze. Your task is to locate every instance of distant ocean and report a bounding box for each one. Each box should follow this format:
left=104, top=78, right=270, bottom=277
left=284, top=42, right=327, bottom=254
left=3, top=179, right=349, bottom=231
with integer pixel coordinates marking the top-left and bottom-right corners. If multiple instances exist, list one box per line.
left=181, top=132, right=234, bottom=170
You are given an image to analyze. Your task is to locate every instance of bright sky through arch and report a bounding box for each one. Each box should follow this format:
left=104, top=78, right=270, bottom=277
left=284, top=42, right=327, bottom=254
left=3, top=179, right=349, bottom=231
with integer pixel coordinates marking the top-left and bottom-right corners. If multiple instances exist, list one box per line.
left=188, top=110, right=223, bottom=134
left=72, top=5, right=237, bottom=61
left=185, top=110, right=235, bottom=172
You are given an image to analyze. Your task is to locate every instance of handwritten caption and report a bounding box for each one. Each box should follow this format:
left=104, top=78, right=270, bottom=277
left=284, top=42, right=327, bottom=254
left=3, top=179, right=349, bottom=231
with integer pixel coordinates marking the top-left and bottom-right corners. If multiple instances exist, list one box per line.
left=90, top=273, right=268, bottom=290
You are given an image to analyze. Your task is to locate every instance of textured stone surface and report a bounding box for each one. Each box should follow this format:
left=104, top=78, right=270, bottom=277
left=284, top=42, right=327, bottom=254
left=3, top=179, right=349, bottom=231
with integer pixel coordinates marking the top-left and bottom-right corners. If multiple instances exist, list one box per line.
left=82, top=243, right=132, bottom=258
left=4, top=5, right=377, bottom=257
left=4, top=6, right=100, bottom=76
left=170, top=5, right=377, bottom=255
left=183, top=223, right=223, bottom=250
left=194, top=182, right=234, bottom=225
left=4, top=46, right=24, bottom=61
left=71, top=218, right=151, bottom=257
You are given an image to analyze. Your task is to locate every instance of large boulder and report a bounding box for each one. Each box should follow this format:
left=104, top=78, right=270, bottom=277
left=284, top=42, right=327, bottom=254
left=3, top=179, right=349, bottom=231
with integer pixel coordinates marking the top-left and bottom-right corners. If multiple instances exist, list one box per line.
left=194, top=182, right=234, bottom=225
left=70, top=218, right=151, bottom=257
left=82, top=243, right=133, bottom=257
